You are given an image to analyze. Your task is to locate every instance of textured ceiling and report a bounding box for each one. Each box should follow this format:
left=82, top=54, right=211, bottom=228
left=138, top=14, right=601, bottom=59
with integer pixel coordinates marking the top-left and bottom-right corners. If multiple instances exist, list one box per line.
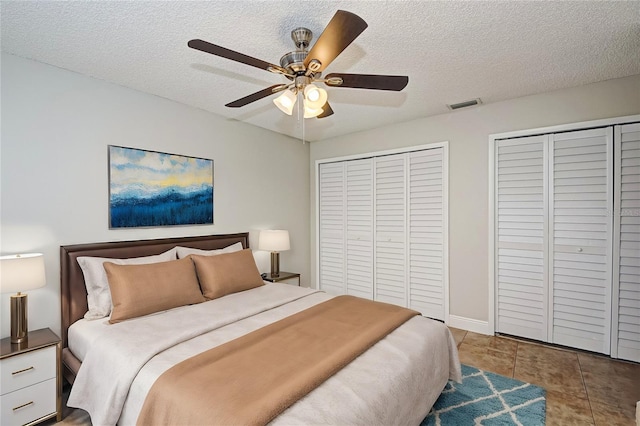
left=2, top=1, right=639, bottom=142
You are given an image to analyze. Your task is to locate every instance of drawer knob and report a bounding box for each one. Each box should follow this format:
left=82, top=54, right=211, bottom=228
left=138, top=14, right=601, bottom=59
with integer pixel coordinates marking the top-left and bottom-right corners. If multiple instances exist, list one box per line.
left=13, top=401, right=34, bottom=411
left=12, top=366, right=34, bottom=375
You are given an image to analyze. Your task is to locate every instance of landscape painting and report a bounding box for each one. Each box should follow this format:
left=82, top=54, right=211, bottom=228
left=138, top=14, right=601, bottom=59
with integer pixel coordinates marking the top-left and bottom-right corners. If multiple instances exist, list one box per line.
left=108, top=146, right=213, bottom=228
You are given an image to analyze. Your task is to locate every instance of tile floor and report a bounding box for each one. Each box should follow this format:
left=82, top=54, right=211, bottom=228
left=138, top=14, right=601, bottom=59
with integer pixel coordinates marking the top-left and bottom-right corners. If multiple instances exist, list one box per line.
left=450, top=327, right=640, bottom=426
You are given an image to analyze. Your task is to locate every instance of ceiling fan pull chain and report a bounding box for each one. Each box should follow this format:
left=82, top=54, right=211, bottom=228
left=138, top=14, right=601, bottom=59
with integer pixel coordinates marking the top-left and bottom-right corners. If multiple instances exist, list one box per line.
left=297, top=91, right=306, bottom=144
left=302, top=111, right=306, bottom=144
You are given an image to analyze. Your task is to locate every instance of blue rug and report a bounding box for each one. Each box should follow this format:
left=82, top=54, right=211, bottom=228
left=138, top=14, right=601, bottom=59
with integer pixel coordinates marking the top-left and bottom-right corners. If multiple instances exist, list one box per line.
left=422, top=365, right=546, bottom=425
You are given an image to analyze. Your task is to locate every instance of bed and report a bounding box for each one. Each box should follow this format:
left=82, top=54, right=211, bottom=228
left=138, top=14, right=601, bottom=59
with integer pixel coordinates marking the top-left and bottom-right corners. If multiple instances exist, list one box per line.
left=60, top=233, right=460, bottom=425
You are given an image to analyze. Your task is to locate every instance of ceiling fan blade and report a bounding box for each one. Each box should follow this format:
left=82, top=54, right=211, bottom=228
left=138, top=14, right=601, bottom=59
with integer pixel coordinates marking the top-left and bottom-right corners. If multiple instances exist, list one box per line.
left=188, top=39, right=288, bottom=75
left=317, top=102, right=334, bottom=119
left=225, top=84, right=289, bottom=108
left=304, top=10, right=368, bottom=72
left=325, top=73, right=409, bottom=91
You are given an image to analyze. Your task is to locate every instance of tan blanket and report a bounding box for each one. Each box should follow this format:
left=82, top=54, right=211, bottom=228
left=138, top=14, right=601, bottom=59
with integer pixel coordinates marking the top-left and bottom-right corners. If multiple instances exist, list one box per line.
left=136, top=295, right=419, bottom=426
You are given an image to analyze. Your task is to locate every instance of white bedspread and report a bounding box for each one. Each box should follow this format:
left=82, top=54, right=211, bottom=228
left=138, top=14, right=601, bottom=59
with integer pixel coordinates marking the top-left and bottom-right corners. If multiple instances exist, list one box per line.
left=67, top=315, right=111, bottom=362
left=67, top=284, right=460, bottom=426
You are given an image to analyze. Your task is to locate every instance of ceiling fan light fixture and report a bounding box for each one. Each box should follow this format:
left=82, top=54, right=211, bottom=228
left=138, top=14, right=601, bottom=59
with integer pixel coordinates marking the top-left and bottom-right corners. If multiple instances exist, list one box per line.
left=303, top=84, right=328, bottom=110
left=273, top=90, right=297, bottom=115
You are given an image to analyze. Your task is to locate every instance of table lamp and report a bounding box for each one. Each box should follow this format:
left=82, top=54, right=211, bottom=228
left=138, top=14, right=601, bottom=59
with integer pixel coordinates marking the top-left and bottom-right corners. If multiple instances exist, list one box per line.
left=0, top=253, right=46, bottom=343
left=258, top=230, right=290, bottom=277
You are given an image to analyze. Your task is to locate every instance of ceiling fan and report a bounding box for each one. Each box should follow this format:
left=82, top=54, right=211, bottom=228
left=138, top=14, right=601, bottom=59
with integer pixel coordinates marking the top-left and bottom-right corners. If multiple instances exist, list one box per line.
left=188, top=10, right=408, bottom=119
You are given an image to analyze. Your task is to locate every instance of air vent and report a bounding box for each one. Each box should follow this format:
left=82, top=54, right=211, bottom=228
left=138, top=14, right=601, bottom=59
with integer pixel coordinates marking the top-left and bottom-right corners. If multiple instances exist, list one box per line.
left=447, top=98, right=482, bottom=110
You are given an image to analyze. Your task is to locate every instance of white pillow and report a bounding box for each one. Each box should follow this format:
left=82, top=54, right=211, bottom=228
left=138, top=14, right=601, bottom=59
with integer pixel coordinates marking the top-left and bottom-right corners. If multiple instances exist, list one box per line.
left=77, top=247, right=177, bottom=320
left=176, top=242, right=243, bottom=259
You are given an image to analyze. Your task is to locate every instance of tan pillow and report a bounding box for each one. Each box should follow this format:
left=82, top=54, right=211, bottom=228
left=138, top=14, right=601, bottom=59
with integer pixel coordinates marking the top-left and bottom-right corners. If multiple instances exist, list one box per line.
left=78, top=247, right=178, bottom=320
left=191, top=249, right=264, bottom=300
left=105, top=257, right=206, bottom=324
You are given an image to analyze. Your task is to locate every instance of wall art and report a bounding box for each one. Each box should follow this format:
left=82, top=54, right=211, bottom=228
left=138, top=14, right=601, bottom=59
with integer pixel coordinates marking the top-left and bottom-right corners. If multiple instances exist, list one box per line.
left=108, top=145, right=213, bottom=228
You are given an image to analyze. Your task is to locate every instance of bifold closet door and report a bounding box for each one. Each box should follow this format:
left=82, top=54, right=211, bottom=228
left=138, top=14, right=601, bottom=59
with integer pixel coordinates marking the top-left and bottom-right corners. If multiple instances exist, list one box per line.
left=319, top=159, right=375, bottom=298
left=345, top=159, right=374, bottom=299
left=318, top=162, right=346, bottom=295
left=612, top=123, right=640, bottom=362
left=495, top=120, right=639, bottom=357
left=495, top=135, right=548, bottom=341
left=550, top=128, right=613, bottom=354
left=408, top=149, right=446, bottom=320
left=319, top=146, right=447, bottom=317
left=374, top=154, right=407, bottom=307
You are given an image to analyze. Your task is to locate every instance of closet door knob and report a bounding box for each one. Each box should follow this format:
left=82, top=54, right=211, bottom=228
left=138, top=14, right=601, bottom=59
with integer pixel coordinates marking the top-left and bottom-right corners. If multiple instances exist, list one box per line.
left=577, top=248, right=583, bottom=253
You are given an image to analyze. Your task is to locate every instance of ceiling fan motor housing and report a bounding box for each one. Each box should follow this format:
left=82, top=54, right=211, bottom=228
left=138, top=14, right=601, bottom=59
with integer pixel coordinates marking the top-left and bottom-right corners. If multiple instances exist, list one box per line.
left=280, top=27, right=317, bottom=77
left=280, top=51, right=307, bottom=74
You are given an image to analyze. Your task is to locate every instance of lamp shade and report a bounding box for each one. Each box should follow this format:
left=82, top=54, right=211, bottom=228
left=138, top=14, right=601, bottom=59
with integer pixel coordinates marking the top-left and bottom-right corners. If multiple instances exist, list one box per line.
left=303, top=84, right=328, bottom=110
left=258, top=230, right=290, bottom=252
left=0, top=253, right=46, bottom=294
left=273, top=90, right=297, bottom=115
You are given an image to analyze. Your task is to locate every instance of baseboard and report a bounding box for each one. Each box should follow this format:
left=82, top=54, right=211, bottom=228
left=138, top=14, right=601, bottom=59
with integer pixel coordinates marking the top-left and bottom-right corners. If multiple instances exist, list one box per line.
left=447, top=315, right=492, bottom=335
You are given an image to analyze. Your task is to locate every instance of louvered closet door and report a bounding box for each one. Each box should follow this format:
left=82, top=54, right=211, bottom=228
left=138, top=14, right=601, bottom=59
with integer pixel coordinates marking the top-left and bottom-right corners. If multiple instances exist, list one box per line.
left=408, top=149, right=445, bottom=319
left=550, top=128, right=613, bottom=354
left=495, top=135, right=548, bottom=341
left=375, top=154, right=407, bottom=306
left=345, top=159, right=374, bottom=299
left=612, top=123, right=640, bottom=362
left=318, top=162, right=346, bottom=295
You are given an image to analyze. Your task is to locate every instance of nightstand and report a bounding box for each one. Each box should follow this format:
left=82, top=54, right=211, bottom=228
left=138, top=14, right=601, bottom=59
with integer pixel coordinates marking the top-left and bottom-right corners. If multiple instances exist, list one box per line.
left=1, top=328, right=62, bottom=426
left=263, top=271, right=301, bottom=286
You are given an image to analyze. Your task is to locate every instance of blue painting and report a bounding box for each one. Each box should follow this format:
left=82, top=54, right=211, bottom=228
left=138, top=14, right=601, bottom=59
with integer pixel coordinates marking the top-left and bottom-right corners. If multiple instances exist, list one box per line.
left=108, top=146, right=213, bottom=228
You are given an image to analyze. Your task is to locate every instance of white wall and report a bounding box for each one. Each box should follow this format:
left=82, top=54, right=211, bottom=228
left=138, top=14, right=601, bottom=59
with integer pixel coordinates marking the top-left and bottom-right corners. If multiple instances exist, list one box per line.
left=0, top=54, right=310, bottom=339
left=310, top=74, right=640, bottom=328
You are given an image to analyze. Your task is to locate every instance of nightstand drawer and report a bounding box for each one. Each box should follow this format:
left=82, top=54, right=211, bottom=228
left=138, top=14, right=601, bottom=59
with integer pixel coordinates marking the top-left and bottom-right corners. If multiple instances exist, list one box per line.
left=0, top=346, right=56, bottom=395
left=0, top=377, right=56, bottom=426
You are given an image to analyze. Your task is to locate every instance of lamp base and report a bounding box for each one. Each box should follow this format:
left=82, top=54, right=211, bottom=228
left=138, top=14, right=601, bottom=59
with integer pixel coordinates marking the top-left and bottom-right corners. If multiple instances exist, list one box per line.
left=10, top=293, right=28, bottom=344
left=270, top=252, right=280, bottom=277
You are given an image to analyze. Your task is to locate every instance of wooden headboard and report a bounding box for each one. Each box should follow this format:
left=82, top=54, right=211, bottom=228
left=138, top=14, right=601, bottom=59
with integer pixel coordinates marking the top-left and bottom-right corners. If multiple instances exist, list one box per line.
left=60, top=233, right=249, bottom=351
